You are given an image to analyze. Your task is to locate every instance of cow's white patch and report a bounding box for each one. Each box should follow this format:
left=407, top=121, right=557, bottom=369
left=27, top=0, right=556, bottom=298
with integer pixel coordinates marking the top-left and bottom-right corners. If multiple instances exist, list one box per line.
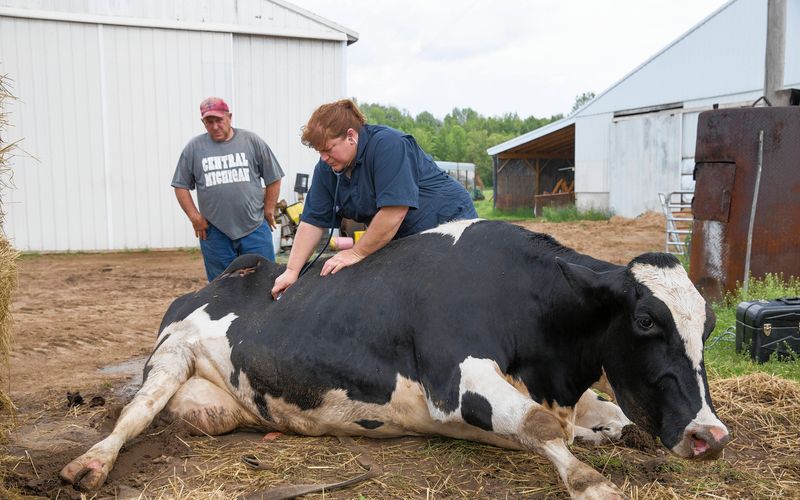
left=631, top=264, right=705, bottom=369
left=421, top=218, right=482, bottom=244
left=426, top=357, right=534, bottom=435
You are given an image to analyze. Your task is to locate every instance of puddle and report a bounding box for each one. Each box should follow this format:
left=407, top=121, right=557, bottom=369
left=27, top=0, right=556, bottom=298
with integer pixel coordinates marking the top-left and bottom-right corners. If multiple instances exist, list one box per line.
left=99, top=355, right=148, bottom=398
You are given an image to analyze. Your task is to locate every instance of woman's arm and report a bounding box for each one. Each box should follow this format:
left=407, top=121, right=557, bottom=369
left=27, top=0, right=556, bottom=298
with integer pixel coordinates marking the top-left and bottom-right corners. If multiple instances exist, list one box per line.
left=320, top=205, right=408, bottom=276
left=271, top=221, right=325, bottom=299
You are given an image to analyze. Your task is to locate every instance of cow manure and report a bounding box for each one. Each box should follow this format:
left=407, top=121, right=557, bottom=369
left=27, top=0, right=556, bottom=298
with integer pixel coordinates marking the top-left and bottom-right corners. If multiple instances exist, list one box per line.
left=620, top=424, right=658, bottom=453
left=66, top=391, right=84, bottom=407
left=89, top=395, right=106, bottom=407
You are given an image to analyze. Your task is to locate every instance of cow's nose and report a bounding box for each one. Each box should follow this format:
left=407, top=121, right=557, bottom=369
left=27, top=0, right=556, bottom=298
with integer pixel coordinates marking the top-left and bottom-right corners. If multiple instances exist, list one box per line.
left=686, top=424, right=730, bottom=459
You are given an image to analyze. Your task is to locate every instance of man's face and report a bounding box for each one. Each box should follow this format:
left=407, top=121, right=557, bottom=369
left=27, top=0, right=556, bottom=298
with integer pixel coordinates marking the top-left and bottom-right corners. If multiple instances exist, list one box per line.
left=203, top=113, right=233, bottom=142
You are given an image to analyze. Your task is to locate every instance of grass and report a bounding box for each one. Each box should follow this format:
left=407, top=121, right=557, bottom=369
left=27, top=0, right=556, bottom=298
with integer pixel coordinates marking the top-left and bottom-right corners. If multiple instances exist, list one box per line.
left=705, top=273, right=800, bottom=382
left=473, top=192, right=535, bottom=220
left=474, top=190, right=612, bottom=222
left=540, top=205, right=612, bottom=222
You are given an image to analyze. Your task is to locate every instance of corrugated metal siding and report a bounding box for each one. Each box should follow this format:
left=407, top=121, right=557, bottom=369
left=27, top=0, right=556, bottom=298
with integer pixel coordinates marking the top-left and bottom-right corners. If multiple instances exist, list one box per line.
left=607, top=112, right=682, bottom=217
left=1, top=17, right=108, bottom=251
left=1, top=14, right=346, bottom=251
left=574, top=112, right=611, bottom=212
left=232, top=34, right=345, bottom=209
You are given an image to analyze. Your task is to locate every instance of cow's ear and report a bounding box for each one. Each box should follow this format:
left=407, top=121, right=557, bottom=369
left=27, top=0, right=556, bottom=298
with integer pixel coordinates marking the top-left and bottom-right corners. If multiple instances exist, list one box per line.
left=556, top=257, right=624, bottom=304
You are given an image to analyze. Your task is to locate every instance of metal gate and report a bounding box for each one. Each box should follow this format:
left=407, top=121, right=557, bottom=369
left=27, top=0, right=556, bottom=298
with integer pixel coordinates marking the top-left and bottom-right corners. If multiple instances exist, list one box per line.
left=658, top=191, right=693, bottom=257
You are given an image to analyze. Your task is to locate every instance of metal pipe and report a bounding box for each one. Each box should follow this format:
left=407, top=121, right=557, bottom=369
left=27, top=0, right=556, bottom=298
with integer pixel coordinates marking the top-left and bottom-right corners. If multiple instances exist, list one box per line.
left=743, top=130, right=765, bottom=294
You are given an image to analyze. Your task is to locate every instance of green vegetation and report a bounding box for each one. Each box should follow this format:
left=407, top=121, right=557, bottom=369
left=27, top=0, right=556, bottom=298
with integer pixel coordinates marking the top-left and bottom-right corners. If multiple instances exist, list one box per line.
left=474, top=190, right=612, bottom=222
left=540, top=205, right=612, bottom=222
left=705, top=273, right=800, bottom=382
left=358, top=102, right=563, bottom=189
left=473, top=192, right=535, bottom=220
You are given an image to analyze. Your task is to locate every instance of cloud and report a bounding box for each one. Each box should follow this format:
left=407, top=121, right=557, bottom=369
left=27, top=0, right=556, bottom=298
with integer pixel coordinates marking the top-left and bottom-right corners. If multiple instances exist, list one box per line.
left=289, top=0, right=728, bottom=118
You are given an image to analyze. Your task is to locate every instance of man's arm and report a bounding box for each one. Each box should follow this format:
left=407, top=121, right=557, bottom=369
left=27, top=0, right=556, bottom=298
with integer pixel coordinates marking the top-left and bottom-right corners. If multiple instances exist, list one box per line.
left=174, top=187, right=208, bottom=240
left=264, top=179, right=281, bottom=230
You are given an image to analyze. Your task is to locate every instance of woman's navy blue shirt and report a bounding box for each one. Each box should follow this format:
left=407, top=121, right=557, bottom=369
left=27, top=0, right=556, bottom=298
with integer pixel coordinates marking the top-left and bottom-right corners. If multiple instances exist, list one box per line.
left=300, top=125, right=477, bottom=238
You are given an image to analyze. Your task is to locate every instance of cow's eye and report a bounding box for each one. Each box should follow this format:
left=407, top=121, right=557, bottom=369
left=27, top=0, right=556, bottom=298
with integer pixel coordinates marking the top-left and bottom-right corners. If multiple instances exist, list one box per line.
left=637, top=317, right=655, bottom=330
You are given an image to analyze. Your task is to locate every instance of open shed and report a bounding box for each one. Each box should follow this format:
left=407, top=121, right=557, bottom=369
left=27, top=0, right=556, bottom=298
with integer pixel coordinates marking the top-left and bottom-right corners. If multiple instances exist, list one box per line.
left=489, top=119, right=575, bottom=214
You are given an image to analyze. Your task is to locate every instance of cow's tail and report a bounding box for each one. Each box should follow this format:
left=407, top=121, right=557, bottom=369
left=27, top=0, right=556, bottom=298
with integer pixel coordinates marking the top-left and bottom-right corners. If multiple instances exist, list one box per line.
left=60, top=322, right=196, bottom=491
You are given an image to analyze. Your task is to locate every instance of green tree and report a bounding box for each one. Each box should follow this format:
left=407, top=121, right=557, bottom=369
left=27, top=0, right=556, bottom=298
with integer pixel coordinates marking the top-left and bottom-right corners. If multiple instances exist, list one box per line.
left=356, top=100, right=561, bottom=188
left=571, top=92, right=596, bottom=114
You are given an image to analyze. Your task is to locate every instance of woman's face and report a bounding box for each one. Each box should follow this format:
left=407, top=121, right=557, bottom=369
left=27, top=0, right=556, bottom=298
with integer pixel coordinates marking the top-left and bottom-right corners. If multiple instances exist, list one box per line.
left=317, top=129, right=358, bottom=173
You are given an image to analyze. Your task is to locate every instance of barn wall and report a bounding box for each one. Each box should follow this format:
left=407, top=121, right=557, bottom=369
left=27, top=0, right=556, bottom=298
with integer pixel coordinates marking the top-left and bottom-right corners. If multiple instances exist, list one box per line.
left=1, top=15, right=346, bottom=251
left=607, top=111, right=682, bottom=217
left=495, top=161, right=535, bottom=209
left=574, top=112, right=611, bottom=212
left=495, top=159, right=572, bottom=210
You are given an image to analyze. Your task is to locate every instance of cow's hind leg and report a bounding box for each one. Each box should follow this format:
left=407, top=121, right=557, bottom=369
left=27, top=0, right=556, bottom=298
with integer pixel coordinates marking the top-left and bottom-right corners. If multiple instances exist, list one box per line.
left=451, top=357, right=625, bottom=500
left=163, top=376, right=260, bottom=435
left=60, top=325, right=197, bottom=490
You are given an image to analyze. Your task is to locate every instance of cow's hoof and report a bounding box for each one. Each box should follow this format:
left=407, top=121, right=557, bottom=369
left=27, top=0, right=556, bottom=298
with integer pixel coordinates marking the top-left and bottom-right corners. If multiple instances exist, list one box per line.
left=60, top=458, right=109, bottom=491
left=575, top=482, right=627, bottom=500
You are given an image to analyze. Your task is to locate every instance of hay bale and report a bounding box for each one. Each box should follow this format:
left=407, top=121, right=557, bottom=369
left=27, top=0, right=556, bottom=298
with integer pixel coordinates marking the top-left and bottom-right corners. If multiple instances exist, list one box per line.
left=0, top=72, right=20, bottom=497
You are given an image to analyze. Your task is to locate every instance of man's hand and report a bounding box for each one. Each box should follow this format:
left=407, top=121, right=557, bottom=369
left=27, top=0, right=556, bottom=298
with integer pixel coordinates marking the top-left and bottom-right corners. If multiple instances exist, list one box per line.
left=271, top=268, right=300, bottom=300
left=321, top=248, right=365, bottom=276
left=190, top=213, right=209, bottom=240
left=265, top=209, right=277, bottom=230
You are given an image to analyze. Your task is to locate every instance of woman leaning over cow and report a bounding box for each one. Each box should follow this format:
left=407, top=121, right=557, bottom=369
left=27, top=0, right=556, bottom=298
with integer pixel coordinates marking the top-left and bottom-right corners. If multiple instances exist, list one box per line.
left=271, top=99, right=477, bottom=299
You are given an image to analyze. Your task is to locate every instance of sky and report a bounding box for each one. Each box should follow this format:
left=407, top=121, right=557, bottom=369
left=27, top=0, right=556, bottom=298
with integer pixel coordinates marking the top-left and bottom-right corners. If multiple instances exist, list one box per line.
left=287, top=0, right=729, bottom=120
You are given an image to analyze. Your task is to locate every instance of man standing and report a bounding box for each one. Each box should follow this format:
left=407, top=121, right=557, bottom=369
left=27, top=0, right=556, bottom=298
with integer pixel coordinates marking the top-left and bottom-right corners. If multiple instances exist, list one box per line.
left=173, top=97, right=284, bottom=281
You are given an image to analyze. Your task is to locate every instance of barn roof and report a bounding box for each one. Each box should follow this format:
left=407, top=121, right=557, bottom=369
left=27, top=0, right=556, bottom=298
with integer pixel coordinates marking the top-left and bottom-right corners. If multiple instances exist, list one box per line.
left=0, top=0, right=359, bottom=44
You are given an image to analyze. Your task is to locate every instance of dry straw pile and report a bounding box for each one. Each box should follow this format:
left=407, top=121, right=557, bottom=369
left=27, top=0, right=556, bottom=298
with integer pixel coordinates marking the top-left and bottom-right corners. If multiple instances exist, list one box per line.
left=0, top=74, right=20, bottom=497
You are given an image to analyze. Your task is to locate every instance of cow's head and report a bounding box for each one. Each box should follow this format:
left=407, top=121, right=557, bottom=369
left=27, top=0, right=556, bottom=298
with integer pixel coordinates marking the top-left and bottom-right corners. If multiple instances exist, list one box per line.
left=558, top=253, right=729, bottom=459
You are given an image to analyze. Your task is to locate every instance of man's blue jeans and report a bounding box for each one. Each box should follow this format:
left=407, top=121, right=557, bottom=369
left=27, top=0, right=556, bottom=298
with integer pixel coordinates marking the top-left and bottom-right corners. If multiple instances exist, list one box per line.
left=199, top=222, right=275, bottom=282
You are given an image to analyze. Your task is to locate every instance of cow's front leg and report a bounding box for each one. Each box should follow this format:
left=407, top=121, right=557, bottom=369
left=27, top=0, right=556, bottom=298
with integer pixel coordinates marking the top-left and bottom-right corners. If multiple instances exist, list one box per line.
left=60, top=330, right=195, bottom=490
left=573, top=388, right=631, bottom=444
left=450, top=357, right=626, bottom=500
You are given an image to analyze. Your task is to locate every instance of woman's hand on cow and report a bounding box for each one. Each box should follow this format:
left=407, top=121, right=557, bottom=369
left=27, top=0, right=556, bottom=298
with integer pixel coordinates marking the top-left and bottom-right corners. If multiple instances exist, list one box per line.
left=271, top=269, right=299, bottom=300
left=321, top=249, right=364, bottom=276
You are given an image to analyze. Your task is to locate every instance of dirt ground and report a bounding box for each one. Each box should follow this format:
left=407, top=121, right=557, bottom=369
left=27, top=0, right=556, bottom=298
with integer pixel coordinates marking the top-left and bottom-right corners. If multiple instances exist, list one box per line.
left=3, top=214, right=732, bottom=499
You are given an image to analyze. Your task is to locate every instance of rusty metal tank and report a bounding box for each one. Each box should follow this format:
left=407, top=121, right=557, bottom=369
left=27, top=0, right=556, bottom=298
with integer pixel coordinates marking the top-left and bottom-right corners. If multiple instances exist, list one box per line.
left=690, top=106, right=800, bottom=301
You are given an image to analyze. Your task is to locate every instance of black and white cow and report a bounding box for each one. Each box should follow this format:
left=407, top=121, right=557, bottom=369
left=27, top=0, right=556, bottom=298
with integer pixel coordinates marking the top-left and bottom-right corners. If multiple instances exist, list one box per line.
left=61, top=220, right=729, bottom=499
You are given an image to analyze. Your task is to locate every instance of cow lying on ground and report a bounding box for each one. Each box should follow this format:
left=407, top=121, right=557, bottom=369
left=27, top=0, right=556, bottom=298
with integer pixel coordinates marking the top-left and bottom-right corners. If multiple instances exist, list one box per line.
left=61, top=220, right=729, bottom=499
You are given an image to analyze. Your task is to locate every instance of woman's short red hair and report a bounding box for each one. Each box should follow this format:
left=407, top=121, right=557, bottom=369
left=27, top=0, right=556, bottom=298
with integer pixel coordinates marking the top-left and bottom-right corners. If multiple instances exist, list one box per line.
left=302, top=99, right=367, bottom=150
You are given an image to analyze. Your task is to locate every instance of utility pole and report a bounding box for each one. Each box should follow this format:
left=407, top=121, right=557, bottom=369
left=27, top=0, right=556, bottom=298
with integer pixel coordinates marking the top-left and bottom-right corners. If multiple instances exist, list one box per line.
left=764, top=0, right=787, bottom=105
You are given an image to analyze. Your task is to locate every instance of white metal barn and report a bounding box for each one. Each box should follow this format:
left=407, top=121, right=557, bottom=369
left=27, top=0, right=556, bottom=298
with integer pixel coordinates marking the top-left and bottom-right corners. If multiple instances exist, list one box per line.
left=488, top=0, right=800, bottom=218
left=0, top=0, right=357, bottom=251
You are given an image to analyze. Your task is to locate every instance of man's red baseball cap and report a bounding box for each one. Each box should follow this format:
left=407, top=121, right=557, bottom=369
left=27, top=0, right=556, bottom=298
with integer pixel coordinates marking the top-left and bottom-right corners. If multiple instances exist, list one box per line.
left=200, top=97, right=230, bottom=119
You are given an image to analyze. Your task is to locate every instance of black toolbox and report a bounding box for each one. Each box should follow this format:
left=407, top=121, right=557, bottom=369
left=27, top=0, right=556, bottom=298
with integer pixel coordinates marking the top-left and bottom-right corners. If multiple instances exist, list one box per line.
left=736, top=298, right=800, bottom=363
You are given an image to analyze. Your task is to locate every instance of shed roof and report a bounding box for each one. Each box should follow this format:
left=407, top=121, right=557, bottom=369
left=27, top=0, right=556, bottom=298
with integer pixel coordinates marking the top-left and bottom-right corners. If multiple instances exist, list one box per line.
left=486, top=117, right=575, bottom=157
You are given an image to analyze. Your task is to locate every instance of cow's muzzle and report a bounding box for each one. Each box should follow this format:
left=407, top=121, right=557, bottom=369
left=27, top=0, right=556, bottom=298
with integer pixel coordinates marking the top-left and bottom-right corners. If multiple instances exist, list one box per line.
left=674, top=423, right=730, bottom=459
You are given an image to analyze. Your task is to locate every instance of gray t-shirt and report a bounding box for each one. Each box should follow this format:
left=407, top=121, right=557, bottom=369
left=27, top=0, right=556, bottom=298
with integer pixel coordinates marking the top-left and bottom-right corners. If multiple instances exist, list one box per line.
left=172, top=128, right=284, bottom=239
